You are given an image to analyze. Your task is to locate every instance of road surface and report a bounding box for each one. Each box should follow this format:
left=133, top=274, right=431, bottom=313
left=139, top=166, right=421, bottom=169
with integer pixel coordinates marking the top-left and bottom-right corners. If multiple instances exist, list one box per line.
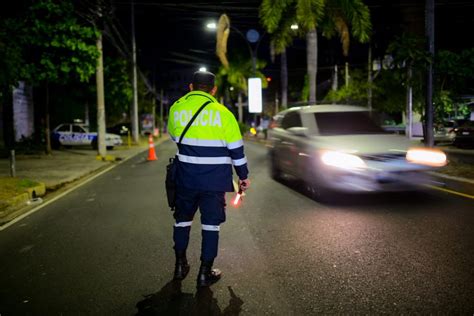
left=1, top=140, right=473, bottom=314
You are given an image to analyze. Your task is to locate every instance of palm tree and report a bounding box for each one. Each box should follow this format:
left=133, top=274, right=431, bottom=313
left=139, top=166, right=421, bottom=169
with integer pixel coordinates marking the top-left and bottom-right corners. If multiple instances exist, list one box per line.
left=260, top=0, right=371, bottom=104
left=267, top=12, right=298, bottom=110
left=388, top=33, right=430, bottom=138
left=216, top=55, right=267, bottom=123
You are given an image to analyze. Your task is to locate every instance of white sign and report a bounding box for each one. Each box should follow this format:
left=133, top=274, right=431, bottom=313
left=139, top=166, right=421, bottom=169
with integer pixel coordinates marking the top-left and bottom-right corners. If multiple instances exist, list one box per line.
left=13, top=81, right=34, bottom=141
left=248, top=78, right=262, bottom=113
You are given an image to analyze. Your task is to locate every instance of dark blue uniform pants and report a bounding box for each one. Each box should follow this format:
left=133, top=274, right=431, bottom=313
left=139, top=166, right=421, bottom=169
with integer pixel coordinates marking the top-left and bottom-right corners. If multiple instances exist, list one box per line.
left=173, top=186, right=226, bottom=262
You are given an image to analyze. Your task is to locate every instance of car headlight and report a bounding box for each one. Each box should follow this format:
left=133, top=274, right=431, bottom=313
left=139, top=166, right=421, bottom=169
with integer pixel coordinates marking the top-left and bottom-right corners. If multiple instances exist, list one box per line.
left=406, top=148, right=447, bottom=167
left=320, top=150, right=367, bottom=171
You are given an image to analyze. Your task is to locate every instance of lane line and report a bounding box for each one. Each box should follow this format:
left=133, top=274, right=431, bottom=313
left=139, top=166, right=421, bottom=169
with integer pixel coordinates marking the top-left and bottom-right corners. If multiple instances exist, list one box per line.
left=425, top=184, right=474, bottom=200
left=0, top=148, right=149, bottom=232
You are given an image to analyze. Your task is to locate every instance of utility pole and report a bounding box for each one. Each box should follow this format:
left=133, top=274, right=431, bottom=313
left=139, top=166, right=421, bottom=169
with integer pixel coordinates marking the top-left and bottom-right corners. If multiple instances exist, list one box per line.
left=160, top=88, right=164, bottom=137
left=280, top=50, right=287, bottom=109
left=406, top=65, right=413, bottom=139
left=425, top=0, right=435, bottom=147
left=152, top=84, right=156, bottom=137
left=131, top=2, right=139, bottom=143
left=96, top=31, right=107, bottom=158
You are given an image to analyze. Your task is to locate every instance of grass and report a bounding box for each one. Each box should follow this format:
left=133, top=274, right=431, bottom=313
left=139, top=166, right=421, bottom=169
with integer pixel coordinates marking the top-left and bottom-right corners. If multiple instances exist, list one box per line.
left=0, top=177, right=40, bottom=201
left=436, top=161, right=474, bottom=179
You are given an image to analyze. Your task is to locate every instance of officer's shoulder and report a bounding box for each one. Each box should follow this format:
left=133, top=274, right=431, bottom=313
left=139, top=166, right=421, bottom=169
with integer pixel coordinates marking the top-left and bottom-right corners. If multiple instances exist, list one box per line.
left=211, top=101, right=233, bottom=115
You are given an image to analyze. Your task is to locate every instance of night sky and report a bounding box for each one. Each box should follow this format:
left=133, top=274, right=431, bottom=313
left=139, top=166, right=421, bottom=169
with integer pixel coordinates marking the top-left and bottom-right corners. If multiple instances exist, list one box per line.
left=2, top=0, right=473, bottom=101
left=110, top=0, right=474, bottom=95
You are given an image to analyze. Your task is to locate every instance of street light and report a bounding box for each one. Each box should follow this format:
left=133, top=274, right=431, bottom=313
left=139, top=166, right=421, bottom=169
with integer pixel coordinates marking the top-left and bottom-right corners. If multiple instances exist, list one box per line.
left=205, top=20, right=264, bottom=75
left=199, top=67, right=207, bottom=72
left=206, top=22, right=217, bottom=30
left=290, top=24, right=299, bottom=30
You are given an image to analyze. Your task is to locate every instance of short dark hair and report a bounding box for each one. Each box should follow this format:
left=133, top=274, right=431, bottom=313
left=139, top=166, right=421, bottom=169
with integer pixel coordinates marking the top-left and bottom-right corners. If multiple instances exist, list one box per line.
left=192, top=71, right=215, bottom=93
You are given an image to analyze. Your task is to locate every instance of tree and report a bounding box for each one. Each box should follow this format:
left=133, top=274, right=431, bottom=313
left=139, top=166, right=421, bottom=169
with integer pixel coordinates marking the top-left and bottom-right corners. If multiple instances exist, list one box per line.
left=261, top=6, right=298, bottom=109
left=0, top=19, right=26, bottom=149
left=216, top=54, right=267, bottom=123
left=388, top=33, right=430, bottom=137
left=260, top=0, right=371, bottom=104
left=104, top=57, right=133, bottom=124
left=9, top=0, right=99, bottom=153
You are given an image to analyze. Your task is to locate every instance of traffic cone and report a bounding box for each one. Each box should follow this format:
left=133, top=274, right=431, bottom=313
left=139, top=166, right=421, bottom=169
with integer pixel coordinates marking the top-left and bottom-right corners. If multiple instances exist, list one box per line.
left=147, top=134, right=157, bottom=161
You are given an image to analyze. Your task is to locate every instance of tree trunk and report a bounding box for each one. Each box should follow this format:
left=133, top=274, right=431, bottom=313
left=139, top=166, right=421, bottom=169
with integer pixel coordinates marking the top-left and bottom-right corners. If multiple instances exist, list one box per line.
left=367, top=45, right=372, bottom=111
left=281, top=49, right=288, bottom=109
left=45, top=82, right=52, bottom=155
left=96, top=32, right=107, bottom=158
left=425, top=0, right=435, bottom=147
left=2, top=86, right=15, bottom=150
left=306, top=29, right=317, bottom=104
left=332, top=64, right=338, bottom=91
left=345, top=61, right=350, bottom=87
left=406, top=66, right=413, bottom=139
left=238, top=92, right=243, bottom=123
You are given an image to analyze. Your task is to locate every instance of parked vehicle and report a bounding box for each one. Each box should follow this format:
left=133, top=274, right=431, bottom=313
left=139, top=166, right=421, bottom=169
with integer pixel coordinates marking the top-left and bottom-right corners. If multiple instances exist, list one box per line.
left=51, top=123, right=123, bottom=150
left=433, top=119, right=467, bottom=144
left=107, top=123, right=131, bottom=136
left=268, top=105, right=447, bottom=200
left=453, top=120, right=474, bottom=148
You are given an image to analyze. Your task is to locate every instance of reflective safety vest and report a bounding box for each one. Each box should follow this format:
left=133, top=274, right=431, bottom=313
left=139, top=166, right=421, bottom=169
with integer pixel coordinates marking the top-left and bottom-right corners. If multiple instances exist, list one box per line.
left=168, top=90, right=249, bottom=192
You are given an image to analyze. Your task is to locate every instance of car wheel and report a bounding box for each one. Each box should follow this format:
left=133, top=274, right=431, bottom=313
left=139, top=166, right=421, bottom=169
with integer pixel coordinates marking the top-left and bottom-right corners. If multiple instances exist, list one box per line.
left=304, top=173, right=332, bottom=203
left=106, top=146, right=114, bottom=150
left=91, top=139, right=98, bottom=150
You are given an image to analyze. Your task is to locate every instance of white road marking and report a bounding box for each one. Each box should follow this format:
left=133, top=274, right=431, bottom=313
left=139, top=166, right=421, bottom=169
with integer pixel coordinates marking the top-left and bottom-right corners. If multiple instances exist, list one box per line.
left=0, top=148, right=149, bottom=232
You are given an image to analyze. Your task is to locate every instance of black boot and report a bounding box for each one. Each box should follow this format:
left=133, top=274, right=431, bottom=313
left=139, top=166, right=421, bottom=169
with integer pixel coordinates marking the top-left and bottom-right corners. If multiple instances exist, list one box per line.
left=173, top=250, right=190, bottom=280
left=196, top=260, right=221, bottom=288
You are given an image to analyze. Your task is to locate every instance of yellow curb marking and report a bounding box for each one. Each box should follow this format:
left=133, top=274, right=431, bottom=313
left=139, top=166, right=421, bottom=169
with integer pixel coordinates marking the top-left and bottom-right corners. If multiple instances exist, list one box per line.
left=425, top=184, right=474, bottom=200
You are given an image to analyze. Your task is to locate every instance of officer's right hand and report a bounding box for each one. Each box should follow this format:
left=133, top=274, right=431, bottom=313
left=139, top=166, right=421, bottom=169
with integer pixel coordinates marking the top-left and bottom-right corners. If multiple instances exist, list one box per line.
left=239, top=179, right=250, bottom=192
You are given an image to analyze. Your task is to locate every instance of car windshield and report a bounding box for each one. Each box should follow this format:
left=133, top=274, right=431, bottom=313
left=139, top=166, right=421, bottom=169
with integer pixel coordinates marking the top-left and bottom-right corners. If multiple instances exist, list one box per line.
left=314, top=111, right=386, bottom=135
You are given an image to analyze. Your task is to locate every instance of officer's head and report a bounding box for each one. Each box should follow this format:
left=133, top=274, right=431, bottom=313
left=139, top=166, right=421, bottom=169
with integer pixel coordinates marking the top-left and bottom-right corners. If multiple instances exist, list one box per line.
left=190, top=71, right=217, bottom=95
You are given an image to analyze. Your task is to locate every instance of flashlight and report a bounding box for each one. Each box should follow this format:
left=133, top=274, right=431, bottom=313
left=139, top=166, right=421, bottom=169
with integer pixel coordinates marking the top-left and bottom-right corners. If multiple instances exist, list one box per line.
left=233, top=188, right=243, bottom=206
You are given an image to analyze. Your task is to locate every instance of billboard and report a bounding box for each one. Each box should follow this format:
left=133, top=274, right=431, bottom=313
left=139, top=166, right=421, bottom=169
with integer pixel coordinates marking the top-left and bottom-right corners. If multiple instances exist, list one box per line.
left=248, top=78, right=262, bottom=113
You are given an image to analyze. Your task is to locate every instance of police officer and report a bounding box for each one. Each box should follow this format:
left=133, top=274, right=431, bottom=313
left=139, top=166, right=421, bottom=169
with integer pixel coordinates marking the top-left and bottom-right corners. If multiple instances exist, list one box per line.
left=167, top=71, right=250, bottom=288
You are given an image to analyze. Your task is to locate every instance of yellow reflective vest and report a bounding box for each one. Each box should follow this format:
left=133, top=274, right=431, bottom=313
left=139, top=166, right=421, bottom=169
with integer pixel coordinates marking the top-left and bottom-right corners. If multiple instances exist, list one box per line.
left=168, top=90, right=248, bottom=192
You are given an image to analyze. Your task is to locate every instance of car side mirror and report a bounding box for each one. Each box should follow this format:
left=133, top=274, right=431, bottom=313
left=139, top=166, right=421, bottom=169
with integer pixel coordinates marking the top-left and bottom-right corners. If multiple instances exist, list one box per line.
left=287, top=127, right=308, bottom=137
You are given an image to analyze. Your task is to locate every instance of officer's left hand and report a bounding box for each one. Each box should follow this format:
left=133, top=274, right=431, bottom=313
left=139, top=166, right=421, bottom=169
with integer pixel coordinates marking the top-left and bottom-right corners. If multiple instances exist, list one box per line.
left=239, top=179, right=250, bottom=192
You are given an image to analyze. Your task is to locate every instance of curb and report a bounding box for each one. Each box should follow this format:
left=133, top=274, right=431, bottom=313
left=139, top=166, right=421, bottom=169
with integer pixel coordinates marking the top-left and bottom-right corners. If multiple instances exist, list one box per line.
left=0, top=136, right=170, bottom=229
left=0, top=183, right=46, bottom=225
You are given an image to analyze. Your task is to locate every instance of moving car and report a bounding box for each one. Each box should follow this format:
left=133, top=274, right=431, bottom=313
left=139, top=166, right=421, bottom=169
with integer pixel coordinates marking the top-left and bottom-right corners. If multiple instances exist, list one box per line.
left=51, top=123, right=123, bottom=150
left=453, top=120, right=474, bottom=148
left=268, top=105, right=447, bottom=200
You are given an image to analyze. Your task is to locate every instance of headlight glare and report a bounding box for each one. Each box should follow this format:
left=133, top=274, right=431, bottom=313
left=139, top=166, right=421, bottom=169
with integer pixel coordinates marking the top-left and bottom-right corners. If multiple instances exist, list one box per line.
left=406, top=148, right=447, bottom=167
left=320, top=151, right=366, bottom=170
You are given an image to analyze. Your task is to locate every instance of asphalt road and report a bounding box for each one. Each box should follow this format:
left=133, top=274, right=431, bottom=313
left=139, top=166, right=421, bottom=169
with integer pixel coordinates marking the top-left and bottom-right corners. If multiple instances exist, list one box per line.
left=1, top=140, right=473, bottom=315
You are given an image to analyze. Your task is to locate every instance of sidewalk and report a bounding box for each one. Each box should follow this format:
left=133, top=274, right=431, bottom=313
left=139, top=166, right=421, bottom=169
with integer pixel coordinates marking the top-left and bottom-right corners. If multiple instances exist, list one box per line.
left=0, top=135, right=169, bottom=225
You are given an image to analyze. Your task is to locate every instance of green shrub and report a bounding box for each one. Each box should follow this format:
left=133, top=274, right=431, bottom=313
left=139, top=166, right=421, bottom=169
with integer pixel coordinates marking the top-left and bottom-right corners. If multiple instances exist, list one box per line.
left=238, top=122, right=250, bottom=136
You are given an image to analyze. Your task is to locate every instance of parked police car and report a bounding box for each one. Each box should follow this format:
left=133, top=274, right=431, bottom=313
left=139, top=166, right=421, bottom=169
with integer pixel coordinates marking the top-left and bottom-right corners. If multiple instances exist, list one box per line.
left=51, top=123, right=123, bottom=150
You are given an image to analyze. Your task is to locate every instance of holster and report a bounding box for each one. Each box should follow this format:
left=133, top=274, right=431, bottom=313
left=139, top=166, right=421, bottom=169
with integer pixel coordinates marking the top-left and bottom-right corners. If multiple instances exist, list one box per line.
left=165, top=156, right=178, bottom=211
